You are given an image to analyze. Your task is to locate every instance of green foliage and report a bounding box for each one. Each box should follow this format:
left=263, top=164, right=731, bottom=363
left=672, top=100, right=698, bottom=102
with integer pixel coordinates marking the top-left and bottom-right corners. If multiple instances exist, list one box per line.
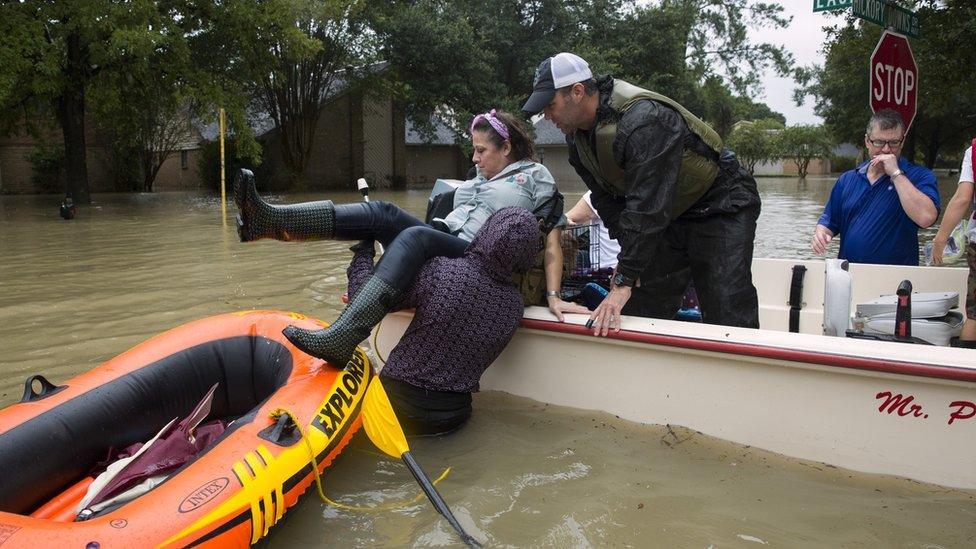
left=829, top=155, right=859, bottom=173
left=775, top=124, right=834, bottom=179
left=371, top=0, right=790, bottom=141
left=27, top=145, right=65, bottom=194
left=608, top=0, right=795, bottom=98
left=0, top=1, right=174, bottom=201
left=1, top=0, right=798, bottom=193
left=726, top=118, right=784, bottom=174
left=187, top=0, right=377, bottom=186
left=795, top=1, right=976, bottom=167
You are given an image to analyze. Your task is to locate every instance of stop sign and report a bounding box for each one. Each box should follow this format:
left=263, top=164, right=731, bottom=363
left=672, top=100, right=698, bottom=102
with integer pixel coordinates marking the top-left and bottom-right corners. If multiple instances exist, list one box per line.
left=870, top=30, right=918, bottom=131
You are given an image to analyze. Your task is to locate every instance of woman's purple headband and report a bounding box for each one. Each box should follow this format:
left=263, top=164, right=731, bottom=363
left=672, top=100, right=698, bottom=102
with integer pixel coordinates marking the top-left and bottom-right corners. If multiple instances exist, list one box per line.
left=470, top=109, right=510, bottom=141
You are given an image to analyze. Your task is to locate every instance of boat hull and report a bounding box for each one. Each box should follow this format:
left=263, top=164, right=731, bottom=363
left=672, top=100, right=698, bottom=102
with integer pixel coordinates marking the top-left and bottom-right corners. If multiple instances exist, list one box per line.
left=372, top=258, right=976, bottom=489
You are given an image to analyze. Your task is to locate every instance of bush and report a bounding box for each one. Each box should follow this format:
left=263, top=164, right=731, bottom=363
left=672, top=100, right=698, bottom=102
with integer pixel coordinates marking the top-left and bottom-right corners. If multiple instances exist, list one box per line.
left=197, top=140, right=267, bottom=193
left=830, top=155, right=858, bottom=173
left=27, top=145, right=65, bottom=193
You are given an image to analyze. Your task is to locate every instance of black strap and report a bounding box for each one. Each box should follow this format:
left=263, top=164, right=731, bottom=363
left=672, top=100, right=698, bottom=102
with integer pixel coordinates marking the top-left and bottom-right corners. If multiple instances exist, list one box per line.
left=788, top=265, right=807, bottom=333
left=425, top=188, right=457, bottom=225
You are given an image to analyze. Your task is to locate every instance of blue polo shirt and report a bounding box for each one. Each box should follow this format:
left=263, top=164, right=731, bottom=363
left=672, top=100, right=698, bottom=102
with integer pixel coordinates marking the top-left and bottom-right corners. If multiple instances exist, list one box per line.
left=818, top=157, right=939, bottom=265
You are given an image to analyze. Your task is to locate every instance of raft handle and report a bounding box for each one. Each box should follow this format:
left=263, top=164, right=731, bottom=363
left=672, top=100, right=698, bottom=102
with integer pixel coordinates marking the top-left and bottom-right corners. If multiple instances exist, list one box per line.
left=259, top=411, right=301, bottom=446
left=21, top=374, right=66, bottom=403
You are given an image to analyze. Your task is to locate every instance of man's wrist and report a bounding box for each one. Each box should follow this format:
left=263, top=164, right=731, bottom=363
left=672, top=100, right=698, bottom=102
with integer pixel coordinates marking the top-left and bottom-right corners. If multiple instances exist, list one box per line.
left=546, top=290, right=560, bottom=298
left=890, top=169, right=903, bottom=180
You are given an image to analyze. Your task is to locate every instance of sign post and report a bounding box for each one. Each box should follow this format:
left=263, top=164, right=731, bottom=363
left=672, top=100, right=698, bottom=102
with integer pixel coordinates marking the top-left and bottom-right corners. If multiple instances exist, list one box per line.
left=869, top=30, right=918, bottom=131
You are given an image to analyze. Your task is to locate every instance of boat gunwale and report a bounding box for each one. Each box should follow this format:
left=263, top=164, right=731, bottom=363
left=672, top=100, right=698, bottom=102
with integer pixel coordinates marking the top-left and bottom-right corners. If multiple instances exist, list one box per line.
left=520, top=317, right=976, bottom=384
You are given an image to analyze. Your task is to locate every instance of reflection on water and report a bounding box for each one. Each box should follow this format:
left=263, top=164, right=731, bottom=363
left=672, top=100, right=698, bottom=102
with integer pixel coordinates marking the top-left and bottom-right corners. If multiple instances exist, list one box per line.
left=0, top=176, right=971, bottom=546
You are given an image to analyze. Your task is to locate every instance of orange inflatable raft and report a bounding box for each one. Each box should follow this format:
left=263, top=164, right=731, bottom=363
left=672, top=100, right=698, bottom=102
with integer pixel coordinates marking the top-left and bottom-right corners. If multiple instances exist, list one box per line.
left=0, top=311, right=372, bottom=547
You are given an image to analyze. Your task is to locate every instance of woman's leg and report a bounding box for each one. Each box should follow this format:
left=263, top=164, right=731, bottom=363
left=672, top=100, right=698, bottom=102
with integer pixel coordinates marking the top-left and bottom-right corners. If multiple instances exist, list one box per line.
left=371, top=226, right=469, bottom=291
left=234, top=168, right=424, bottom=245
left=283, top=226, right=469, bottom=366
left=379, top=375, right=472, bottom=437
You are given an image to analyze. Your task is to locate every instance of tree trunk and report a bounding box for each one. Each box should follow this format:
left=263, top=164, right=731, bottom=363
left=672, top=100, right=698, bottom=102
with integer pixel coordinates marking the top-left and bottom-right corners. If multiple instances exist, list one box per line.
left=57, top=30, right=91, bottom=204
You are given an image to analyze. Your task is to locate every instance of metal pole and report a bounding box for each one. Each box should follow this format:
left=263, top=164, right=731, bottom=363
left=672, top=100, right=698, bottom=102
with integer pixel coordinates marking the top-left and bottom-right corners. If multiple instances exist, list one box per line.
left=219, top=108, right=226, bottom=223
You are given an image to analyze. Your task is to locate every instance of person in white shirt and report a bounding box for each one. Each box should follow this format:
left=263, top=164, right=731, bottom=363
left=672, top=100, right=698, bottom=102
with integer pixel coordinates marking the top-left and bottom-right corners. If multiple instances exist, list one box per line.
left=931, top=141, right=976, bottom=345
left=566, top=191, right=621, bottom=270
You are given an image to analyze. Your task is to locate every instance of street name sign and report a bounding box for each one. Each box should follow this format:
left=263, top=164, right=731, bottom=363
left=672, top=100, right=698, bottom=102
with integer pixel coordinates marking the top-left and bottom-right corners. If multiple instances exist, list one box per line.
left=853, top=0, right=920, bottom=37
left=813, top=0, right=852, bottom=12
left=869, top=30, right=917, bottom=130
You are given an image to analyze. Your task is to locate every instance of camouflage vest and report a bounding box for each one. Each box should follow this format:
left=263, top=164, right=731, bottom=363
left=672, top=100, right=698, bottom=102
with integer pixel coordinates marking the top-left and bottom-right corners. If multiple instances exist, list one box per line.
left=573, top=79, right=723, bottom=218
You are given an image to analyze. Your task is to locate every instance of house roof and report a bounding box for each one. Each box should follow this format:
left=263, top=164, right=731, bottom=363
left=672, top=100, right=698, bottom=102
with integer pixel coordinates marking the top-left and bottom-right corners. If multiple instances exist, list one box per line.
left=404, top=116, right=567, bottom=147
left=196, top=61, right=390, bottom=142
left=405, top=117, right=457, bottom=145
left=533, top=119, right=566, bottom=146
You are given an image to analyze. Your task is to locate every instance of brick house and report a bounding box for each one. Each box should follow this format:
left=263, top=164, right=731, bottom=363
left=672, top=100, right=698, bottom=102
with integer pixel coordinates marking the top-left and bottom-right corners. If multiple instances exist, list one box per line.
left=0, top=118, right=204, bottom=194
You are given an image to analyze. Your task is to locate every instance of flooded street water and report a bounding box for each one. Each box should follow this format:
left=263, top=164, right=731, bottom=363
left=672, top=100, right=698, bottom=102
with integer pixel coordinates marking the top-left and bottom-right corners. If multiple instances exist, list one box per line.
left=1, top=176, right=974, bottom=546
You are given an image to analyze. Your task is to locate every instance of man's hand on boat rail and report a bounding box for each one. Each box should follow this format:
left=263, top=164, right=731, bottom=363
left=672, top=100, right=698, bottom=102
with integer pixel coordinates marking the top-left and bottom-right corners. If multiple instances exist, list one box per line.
left=588, top=286, right=631, bottom=336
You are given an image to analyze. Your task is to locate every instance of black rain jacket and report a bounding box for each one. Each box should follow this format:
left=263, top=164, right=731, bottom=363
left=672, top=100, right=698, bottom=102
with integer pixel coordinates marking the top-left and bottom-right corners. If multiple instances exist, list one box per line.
left=566, top=76, right=760, bottom=282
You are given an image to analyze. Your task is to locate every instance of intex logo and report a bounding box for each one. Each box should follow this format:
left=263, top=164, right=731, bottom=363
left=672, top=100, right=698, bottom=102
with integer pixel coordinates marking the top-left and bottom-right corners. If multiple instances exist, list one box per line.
left=178, top=477, right=230, bottom=513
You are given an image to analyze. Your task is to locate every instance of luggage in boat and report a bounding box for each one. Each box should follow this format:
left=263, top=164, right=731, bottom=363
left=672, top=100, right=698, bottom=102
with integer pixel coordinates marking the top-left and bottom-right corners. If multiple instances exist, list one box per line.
left=852, top=289, right=964, bottom=346
left=0, top=311, right=373, bottom=548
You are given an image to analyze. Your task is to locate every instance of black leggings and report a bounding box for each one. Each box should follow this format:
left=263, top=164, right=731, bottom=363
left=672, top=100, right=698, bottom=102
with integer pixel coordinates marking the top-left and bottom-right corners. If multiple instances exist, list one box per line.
left=334, top=201, right=469, bottom=292
left=380, top=374, right=473, bottom=436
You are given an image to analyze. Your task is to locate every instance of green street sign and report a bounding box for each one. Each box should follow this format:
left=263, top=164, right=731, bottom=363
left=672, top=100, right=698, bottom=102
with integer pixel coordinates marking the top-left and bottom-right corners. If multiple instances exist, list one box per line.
left=852, top=0, right=920, bottom=37
left=813, top=0, right=852, bottom=12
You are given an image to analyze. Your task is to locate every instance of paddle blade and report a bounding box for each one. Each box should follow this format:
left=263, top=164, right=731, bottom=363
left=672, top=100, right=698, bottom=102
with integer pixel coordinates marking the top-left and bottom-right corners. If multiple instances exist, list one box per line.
left=402, top=452, right=481, bottom=548
left=361, top=377, right=409, bottom=459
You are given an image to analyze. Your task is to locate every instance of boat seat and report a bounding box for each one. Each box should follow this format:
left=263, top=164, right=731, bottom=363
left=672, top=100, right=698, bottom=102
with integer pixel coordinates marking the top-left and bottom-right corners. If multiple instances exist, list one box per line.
left=853, top=292, right=964, bottom=346
left=0, top=336, right=293, bottom=515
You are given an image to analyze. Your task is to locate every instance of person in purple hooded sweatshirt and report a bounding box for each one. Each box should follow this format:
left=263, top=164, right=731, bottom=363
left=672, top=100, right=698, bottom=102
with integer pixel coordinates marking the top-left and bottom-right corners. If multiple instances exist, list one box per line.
left=343, top=207, right=540, bottom=435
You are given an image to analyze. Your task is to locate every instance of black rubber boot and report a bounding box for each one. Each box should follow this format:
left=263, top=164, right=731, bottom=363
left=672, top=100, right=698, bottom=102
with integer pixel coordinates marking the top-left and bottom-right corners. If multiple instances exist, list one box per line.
left=234, top=168, right=335, bottom=242
left=283, top=276, right=401, bottom=366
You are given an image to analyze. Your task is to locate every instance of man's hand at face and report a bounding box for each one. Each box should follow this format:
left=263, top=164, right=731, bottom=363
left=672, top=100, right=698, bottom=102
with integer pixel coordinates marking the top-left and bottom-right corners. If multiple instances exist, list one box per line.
left=869, top=153, right=900, bottom=176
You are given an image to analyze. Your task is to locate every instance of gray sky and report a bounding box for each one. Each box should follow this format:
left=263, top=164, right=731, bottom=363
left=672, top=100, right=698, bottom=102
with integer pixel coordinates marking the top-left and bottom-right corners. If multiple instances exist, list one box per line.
left=750, top=4, right=847, bottom=125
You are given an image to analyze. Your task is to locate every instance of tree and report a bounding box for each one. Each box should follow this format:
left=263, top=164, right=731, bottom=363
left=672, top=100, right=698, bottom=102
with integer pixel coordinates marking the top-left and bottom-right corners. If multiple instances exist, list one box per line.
left=0, top=2, right=122, bottom=203
left=795, top=1, right=976, bottom=167
left=609, top=0, right=795, bottom=98
left=87, top=5, right=196, bottom=192
left=187, top=0, right=375, bottom=187
left=775, top=124, right=833, bottom=179
left=373, top=0, right=795, bottom=141
left=726, top=118, right=784, bottom=174
left=370, top=0, right=624, bottom=137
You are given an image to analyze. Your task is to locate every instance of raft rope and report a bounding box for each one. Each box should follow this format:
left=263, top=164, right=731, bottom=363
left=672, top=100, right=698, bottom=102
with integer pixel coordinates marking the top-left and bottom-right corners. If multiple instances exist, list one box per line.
left=270, top=407, right=450, bottom=512
left=370, top=319, right=388, bottom=366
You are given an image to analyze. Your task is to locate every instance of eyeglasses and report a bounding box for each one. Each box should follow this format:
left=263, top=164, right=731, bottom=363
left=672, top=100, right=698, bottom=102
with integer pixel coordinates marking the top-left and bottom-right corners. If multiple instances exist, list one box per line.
left=867, top=138, right=903, bottom=148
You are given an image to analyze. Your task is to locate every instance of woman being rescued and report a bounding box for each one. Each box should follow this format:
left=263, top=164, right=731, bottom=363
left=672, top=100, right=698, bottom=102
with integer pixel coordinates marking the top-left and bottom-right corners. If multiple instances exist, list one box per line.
left=235, top=109, right=586, bottom=434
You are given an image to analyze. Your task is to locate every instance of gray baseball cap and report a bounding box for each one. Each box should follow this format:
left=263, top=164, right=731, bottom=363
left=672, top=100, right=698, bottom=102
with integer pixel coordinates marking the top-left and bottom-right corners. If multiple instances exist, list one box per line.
left=521, top=52, right=593, bottom=115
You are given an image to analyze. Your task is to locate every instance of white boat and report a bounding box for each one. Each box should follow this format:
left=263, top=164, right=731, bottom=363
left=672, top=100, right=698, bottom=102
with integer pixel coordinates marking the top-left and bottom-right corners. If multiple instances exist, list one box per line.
left=371, top=258, right=976, bottom=490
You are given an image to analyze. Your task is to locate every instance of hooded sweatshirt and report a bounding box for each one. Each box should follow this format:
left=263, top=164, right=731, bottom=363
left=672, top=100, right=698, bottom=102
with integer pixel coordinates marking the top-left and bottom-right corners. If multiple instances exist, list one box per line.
left=346, top=206, right=541, bottom=393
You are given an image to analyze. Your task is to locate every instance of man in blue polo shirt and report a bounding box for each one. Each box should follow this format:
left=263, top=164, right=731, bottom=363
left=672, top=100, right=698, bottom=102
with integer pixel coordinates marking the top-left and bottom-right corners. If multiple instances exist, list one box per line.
left=812, top=109, right=939, bottom=265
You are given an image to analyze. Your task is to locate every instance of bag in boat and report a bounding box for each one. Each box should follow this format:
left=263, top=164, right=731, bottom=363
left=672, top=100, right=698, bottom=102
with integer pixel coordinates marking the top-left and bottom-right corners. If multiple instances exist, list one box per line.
left=924, top=221, right=967, bottom=265
left=77, top=383, right=225, bottom=516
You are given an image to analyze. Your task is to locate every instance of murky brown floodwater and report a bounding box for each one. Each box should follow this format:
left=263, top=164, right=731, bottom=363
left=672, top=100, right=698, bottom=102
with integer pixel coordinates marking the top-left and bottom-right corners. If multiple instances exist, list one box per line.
left=1, top=176, right=973, bottom=546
